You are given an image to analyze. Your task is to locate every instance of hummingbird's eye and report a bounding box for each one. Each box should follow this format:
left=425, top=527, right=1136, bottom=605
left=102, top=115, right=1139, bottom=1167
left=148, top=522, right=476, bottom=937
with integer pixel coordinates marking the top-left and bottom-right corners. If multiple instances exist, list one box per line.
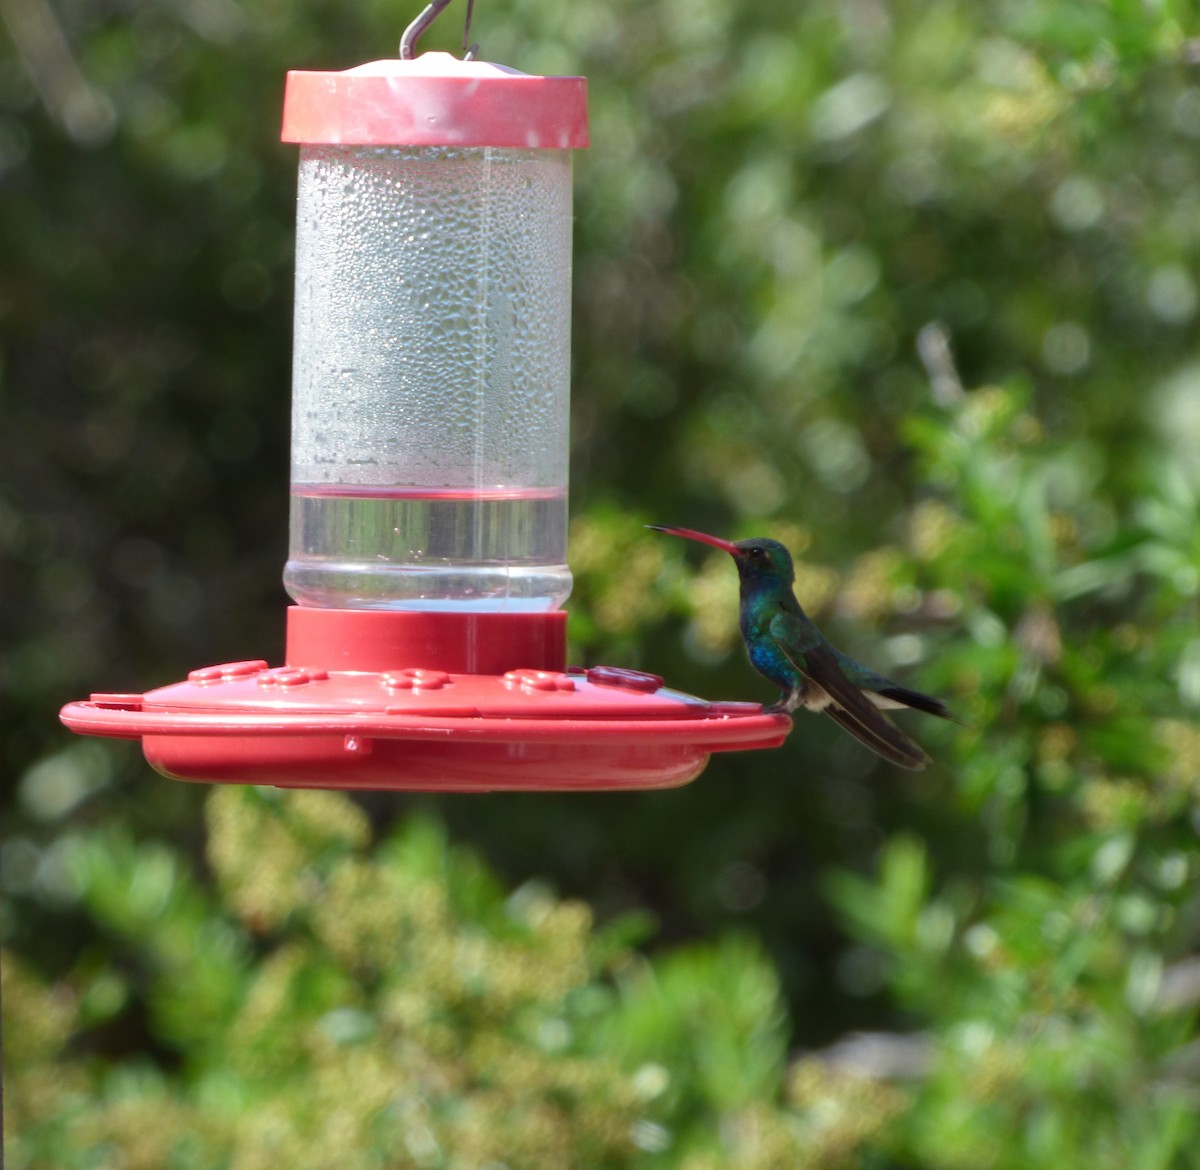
left=749, top=547, right=764, bottom=559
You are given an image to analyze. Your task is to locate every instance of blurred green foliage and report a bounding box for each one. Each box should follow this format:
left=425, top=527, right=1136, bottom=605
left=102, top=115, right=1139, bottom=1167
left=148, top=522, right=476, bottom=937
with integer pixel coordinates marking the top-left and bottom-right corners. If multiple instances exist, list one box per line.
left=4, top=787, right=863, bottom=1168
left=4, top=0, right=1200, bottom=1165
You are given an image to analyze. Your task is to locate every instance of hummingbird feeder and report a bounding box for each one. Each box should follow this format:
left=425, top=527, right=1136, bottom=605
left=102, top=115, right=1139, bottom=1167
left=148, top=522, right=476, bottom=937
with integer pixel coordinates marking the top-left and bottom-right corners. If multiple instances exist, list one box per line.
left=59, top=0, right=791, bottom=791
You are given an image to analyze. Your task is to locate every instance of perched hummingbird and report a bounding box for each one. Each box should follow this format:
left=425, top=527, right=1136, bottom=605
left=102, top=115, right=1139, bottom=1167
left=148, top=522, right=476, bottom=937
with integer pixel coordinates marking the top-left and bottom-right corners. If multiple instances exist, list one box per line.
left=649, top=525, right=958, bottom=770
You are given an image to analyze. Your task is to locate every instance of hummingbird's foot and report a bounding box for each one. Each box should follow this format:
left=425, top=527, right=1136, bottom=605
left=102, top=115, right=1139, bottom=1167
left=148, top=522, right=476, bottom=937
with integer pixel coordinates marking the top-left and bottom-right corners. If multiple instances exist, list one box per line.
left=763, top=691, right=802, bottom=715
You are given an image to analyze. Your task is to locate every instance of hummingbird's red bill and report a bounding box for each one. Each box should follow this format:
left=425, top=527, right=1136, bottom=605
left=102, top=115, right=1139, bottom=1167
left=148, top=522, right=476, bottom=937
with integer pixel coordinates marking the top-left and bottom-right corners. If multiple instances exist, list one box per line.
left=647, top=525, right=741, bottom=555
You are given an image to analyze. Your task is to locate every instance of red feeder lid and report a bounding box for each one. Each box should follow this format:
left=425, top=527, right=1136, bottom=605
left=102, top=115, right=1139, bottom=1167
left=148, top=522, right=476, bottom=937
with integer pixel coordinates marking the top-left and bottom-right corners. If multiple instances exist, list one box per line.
left=281, top=52, right=589, bottom=148
left=60, top=609, right=791, bottom=792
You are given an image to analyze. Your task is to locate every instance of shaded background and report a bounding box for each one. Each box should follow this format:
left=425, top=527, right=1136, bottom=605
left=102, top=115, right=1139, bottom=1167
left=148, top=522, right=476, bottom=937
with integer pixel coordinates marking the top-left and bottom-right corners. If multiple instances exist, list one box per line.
left=4, top=0, right=1200, bottom=1157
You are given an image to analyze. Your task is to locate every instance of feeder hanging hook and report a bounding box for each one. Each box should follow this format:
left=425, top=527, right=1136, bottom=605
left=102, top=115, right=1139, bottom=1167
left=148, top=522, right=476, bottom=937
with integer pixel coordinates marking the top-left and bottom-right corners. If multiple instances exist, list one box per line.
left=400, top=0, right=478, bottom=60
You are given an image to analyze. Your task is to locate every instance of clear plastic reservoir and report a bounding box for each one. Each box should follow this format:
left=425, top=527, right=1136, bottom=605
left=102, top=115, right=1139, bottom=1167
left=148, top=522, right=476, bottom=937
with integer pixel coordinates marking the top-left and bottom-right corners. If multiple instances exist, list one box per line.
left=284, top=143, right=574, bottom=611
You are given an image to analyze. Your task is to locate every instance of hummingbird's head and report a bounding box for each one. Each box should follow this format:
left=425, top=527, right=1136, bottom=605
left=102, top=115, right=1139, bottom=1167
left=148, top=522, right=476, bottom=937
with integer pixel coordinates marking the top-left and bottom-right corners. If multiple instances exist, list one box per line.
left=729, top=537, right=795, bottom=586
left=647, top=526, right=795, bottom=587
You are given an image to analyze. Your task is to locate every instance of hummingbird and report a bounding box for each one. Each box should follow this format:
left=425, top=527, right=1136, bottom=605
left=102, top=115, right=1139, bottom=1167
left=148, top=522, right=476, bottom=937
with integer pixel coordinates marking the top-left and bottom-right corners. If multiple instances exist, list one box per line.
left=649, top=525, right=958, bottom=770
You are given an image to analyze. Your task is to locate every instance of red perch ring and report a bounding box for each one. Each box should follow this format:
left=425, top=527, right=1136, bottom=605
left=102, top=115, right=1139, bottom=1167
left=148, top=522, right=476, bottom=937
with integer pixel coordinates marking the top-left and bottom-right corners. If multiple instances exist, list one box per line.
left=60, top=609, right=791, bottom=791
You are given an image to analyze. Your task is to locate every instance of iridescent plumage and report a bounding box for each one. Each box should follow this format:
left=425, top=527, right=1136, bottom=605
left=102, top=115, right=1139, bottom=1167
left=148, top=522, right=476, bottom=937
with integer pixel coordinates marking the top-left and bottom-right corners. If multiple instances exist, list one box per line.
left=650, top=526, right=958, bottom=770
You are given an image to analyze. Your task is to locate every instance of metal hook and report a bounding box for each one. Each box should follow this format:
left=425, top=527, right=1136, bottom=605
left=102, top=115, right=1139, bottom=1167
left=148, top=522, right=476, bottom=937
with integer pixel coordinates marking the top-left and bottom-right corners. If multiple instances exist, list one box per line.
left=400, top=0, right=478, bottom=60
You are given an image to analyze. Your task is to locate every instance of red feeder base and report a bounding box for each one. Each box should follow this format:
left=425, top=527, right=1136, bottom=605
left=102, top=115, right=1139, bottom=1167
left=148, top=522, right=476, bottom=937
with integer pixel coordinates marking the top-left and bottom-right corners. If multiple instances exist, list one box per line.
left=60, top=608, right=791, bottom=791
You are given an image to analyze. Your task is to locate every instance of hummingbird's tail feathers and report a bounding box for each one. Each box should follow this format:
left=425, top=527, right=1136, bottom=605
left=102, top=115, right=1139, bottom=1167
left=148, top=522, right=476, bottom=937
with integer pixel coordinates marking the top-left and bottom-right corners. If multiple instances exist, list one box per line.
left=871, top=685, right=963, bottom=724
left=822, top=703, right=932, bottom=771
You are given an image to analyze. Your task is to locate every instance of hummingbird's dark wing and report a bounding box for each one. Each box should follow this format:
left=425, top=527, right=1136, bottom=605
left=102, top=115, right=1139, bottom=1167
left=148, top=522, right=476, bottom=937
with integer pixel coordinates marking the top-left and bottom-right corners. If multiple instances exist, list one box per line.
left=818, top=680, right=933, bottom=770
left=769, top=615, right=932, bottom=770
